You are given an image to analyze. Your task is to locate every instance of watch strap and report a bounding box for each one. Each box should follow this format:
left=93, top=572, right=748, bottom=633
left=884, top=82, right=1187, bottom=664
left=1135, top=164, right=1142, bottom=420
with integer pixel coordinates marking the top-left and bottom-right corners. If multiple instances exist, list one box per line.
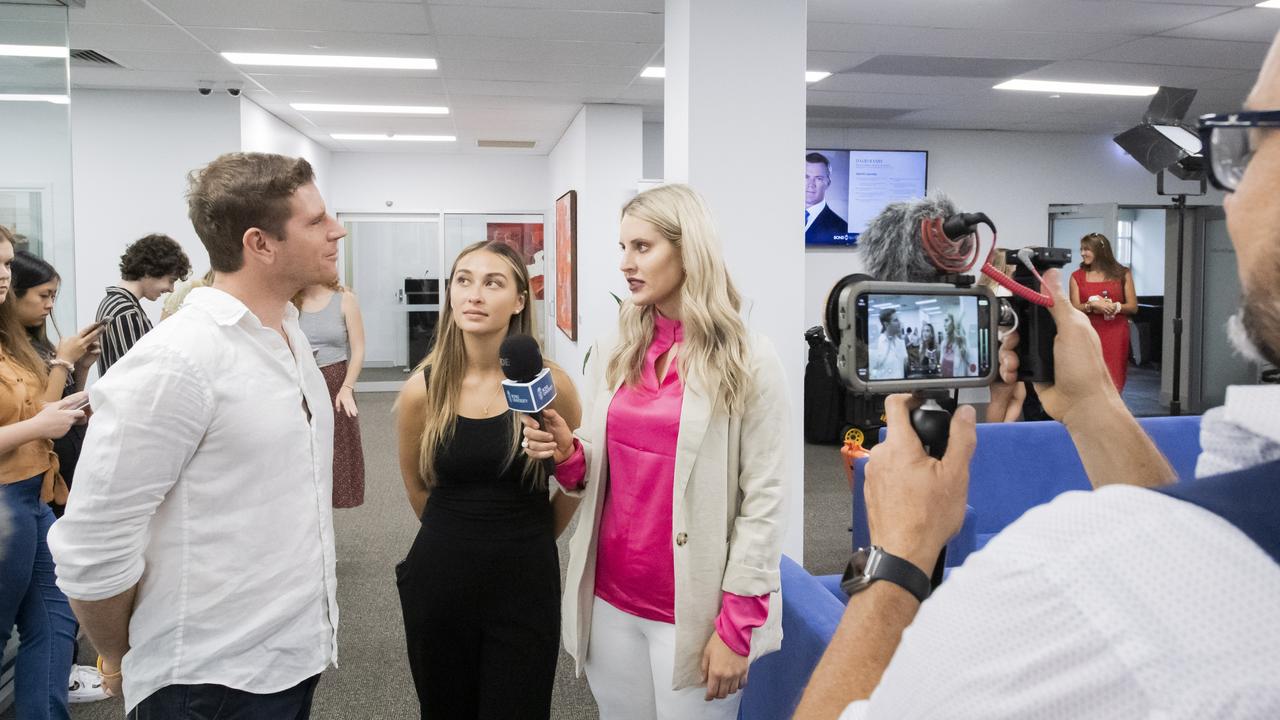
left=840, top=546, right=932, bottom=603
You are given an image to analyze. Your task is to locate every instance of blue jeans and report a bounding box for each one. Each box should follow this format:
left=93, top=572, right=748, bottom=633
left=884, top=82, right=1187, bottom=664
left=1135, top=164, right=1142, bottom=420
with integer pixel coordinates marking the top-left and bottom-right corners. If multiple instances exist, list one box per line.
left=0, top=475, right=75, bottom=720
left=128, top=675, right=321, bottom=720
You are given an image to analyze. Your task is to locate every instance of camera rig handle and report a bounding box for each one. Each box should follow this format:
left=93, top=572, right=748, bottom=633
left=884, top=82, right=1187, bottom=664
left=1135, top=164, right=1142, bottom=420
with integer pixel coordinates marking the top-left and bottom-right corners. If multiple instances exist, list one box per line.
left=910, top=389, right=952, bottom=460
left=909, top=388, right=952, bottom=589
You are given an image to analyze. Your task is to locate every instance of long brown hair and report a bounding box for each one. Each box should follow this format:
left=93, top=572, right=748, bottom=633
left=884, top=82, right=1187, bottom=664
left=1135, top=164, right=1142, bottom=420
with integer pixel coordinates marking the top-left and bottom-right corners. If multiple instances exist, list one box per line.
left=0, top=227, right=50, bottom=381
left=411, top=241, right=541, bottom=489
left=1080, top=233, right=1127, bottom=281
left=291, top=278, right=344, bottom=310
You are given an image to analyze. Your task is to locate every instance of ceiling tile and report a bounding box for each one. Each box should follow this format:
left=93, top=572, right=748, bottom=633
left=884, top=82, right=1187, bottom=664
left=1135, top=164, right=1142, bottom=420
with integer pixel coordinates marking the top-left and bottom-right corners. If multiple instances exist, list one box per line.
left=850, top=55, right=1054, bottom=79
left=1160, top=8, right=1280, bottom=43
left=189, top=27, right=436, bottom=56
left=809, top=23, right=1136, bottom=61
left=1087, top=35, right=1271, bottom=69
left=435, top=34, right=658, bottom=66
left=809, top=0, right=1232, bottom=35
left=147, top=0, right=431, bottom=33
left=70, top=23, right=207, bottom=53
left=429, top=5, right=661, bottom=43
left=248, top=72, right=449, bottom=99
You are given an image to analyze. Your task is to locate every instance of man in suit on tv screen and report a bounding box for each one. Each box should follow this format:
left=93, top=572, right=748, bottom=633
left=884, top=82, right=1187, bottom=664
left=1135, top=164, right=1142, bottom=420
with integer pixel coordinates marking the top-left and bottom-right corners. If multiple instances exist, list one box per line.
left=805, top=152, right=849, bottom=244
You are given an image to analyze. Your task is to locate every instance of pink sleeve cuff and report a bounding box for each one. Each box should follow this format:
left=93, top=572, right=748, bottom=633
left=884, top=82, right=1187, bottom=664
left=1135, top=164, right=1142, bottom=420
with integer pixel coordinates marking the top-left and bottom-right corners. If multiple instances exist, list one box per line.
left=715, top=591, right=770, bottom=657
left=554, top=439, right=586, bottom=491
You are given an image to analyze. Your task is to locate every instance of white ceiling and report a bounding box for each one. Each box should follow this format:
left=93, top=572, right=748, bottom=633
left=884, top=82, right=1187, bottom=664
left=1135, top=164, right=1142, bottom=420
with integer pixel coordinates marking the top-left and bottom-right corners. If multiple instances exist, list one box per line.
left=42, top=0, right=1280, bottom=152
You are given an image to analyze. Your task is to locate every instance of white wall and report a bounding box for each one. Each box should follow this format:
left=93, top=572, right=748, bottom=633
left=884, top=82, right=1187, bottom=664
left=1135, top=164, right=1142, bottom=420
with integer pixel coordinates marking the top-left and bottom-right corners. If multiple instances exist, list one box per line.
left=0, top=101, right=76, bottom=333
left=240, top=98, right=333, bottom=200
left=543, top=105, right=643, bottom=386
left=70, top=89, right=240, bottom=327
left=328, top=153, right=549, bottom=213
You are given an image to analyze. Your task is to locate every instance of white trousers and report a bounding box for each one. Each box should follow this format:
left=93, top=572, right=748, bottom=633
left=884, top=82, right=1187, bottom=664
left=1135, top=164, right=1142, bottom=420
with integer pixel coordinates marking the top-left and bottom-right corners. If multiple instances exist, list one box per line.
left=585, top=596, right=743, bottom=720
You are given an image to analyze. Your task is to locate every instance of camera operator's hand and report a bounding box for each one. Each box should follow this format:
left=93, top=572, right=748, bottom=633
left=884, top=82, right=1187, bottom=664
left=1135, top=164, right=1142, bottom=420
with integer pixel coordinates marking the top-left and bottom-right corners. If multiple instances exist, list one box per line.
left=864, top=395, right=977, bottom=575
left=1032, top=268, right=1121, bottom=426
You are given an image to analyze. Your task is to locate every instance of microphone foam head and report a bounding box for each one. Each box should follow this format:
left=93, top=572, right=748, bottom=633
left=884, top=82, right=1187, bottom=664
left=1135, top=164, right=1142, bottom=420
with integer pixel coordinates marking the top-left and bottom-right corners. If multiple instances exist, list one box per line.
left=499, top=333, right=544, bottom=382
left=857, top=193, right=959, bottom=282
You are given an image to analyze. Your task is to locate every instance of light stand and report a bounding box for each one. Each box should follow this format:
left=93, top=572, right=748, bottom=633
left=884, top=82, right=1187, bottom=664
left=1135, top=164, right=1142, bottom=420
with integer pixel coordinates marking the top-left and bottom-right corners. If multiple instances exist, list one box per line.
left=1155, top=171, right=1207, bottom=416
left=1114, top=86, right=1206, bottom=416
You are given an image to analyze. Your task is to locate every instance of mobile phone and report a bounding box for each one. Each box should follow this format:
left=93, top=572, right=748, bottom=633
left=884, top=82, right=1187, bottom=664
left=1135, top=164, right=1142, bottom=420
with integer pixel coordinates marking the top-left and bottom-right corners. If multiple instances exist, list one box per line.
left=70, top=396, right=90, bottom=411
left=836, top=280, right=998, bottom=393
left=87, top=316, right=115, bottom=333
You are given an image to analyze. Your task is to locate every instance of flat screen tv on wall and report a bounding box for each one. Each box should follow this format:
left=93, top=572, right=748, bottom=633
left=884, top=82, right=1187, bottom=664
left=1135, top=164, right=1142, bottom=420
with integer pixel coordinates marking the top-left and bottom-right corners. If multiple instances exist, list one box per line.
left=804, top=149, right=928, bottom=247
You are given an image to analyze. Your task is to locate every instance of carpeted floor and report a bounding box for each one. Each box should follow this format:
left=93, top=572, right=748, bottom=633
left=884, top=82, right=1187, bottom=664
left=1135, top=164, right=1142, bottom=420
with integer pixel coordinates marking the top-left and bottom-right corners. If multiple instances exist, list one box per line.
left=12, top=392, right=854, bottom=720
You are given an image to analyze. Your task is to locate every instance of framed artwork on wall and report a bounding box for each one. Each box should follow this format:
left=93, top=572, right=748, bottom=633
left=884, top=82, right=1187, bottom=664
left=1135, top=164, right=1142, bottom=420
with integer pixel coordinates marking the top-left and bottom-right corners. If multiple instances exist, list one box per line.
left=555, top=190, right=577, bottom=341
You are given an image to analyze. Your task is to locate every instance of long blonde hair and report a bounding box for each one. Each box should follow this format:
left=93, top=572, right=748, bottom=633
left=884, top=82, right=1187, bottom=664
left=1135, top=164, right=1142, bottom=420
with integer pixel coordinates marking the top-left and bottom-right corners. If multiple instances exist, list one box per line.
left=607, top=184, right=753, bottom=415
left=413, top=241, right=541, bottom=488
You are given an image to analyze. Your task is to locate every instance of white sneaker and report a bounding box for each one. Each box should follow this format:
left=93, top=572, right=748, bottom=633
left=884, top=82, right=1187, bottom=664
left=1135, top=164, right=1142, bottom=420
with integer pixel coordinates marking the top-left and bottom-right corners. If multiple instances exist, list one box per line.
left=68, top=664, right=110, bottom=703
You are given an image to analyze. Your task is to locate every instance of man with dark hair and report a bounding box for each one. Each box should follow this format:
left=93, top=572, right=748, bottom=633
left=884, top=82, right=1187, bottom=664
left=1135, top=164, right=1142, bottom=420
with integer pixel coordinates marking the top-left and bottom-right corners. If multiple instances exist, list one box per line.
left=51, top=152, right=345, bottom=718
left=94, top=233, right=191, bottom=375
left=805, top=152, right=848, bottom=244
left=870, top=307, right=907, bottom=380
left=795, top=30, right=1280, bottom=719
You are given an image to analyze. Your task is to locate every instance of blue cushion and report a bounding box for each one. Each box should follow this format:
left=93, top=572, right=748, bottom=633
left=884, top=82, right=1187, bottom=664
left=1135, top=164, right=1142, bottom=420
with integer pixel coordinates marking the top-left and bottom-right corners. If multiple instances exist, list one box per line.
left=739, top=556, right=844, bottom=720
left=852, top=416, right=1203, bottom=567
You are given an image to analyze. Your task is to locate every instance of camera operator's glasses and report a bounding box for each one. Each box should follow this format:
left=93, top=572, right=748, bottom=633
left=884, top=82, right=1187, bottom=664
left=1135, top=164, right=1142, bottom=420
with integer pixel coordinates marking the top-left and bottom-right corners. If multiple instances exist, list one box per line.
left=1197, top=111, right=1280, bottom=192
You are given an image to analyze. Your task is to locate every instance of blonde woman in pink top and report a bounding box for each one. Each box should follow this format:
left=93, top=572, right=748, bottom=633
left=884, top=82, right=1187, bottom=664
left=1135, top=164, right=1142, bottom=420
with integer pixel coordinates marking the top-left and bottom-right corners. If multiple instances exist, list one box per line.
left=521, top=183, right=788, bottom=719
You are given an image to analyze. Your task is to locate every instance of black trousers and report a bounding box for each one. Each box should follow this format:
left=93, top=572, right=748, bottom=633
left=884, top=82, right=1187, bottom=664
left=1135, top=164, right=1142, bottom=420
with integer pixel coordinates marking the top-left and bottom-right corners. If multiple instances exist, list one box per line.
left=397, top=523, right=560, bottom=720
left=128, top=675, right=320, bottom=720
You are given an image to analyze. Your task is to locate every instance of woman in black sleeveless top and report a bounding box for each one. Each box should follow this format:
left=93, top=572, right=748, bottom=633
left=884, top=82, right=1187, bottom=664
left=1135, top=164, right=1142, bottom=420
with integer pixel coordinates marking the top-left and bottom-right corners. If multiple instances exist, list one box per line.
left=395, top=241, right=581, bottom=719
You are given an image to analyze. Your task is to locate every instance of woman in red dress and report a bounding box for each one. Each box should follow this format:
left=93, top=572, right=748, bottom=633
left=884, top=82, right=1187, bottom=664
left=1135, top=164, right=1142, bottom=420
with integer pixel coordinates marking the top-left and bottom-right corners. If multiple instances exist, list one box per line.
left=1069, top=232, right=1137, bottom=391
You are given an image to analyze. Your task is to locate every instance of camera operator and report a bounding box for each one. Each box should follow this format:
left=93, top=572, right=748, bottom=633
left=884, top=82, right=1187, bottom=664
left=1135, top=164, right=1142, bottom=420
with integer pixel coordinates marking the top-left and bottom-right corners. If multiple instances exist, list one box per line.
left=794, top=30, right=1280, bottom=719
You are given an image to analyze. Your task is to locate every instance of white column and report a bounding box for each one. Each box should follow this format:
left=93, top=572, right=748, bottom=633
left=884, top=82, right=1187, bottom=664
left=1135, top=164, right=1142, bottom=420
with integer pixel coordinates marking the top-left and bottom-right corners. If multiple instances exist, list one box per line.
left=664, top=0, right=807, bottom=557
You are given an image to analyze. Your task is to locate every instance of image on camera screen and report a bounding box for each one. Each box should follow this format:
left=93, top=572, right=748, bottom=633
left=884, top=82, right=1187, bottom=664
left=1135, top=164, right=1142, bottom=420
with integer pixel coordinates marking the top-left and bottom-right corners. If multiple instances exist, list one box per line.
left=866, top=294, right=984, bottom=381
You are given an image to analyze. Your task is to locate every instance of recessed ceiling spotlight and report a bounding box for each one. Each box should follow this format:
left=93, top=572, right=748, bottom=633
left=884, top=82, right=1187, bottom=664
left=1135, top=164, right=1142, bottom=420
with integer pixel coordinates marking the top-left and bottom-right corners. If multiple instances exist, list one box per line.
left=0, top=44, right=69, bottom=58
left=223, top=52, right=437, bottom=70
left=294, top=103, right=448, bottom=115
left=331, top=133, right=456, bottom=142
left=994, top=79, right=1158, bottom=96
left=0, top=93, right=69, bottom=104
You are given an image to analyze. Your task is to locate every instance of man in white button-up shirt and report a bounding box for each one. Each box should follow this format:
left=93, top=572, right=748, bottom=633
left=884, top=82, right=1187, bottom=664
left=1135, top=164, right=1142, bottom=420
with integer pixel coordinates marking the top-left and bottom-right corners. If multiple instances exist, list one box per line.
left=49, top=153, right=346, bottom=717
left=794, top=31, right=1280, bottom=720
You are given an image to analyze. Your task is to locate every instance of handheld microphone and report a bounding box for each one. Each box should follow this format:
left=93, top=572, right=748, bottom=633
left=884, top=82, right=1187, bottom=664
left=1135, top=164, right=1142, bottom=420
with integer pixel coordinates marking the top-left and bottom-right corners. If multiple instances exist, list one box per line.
left=498, top=334, right=558, bottom=479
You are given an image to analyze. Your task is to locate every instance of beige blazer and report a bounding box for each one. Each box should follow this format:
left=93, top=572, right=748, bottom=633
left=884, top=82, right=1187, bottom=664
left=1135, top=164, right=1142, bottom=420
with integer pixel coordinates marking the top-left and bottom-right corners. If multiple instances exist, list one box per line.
left=561, top=331, right=789, bottom=690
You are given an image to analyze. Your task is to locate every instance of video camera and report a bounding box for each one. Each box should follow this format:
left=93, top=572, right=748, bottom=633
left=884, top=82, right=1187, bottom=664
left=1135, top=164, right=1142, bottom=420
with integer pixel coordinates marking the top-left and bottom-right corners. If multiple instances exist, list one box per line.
left=825, top=206, right=1071, bottom=396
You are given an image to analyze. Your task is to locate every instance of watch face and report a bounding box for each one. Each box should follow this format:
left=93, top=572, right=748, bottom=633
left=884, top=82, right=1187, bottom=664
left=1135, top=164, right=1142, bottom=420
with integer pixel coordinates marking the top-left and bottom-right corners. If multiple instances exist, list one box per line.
left=840, top=547, right=873, bottom=597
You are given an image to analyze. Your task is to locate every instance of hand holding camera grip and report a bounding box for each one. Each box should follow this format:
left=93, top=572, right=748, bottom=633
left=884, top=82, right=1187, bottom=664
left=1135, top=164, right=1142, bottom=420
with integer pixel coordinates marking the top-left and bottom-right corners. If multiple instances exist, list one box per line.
left=910, top=397, right=951, bottom=460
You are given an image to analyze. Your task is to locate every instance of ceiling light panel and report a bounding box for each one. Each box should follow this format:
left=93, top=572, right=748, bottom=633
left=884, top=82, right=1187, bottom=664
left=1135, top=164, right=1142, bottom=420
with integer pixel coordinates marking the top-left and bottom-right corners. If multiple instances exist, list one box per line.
left=994, top=79, right=1158, bottom=96
left=0, top=94, right=69, bottom=104
left=223, top=53, right=437, bottom=70
left=331, top=133, right=456, bottom=142
left=292, top=103, right=448, bottom=115
left=0, top=44, right=69, bottom=59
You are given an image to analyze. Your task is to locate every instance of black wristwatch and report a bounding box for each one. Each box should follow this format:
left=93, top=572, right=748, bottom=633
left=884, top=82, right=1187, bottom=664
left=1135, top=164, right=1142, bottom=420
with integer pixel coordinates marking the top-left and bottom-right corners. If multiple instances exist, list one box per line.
left=840, top=545, right=932, bottom=603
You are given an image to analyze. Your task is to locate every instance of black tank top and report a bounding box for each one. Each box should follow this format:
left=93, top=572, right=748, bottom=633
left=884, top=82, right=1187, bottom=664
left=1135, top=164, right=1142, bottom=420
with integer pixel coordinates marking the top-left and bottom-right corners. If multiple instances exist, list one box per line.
left=423, top=411, right=552, bottom=541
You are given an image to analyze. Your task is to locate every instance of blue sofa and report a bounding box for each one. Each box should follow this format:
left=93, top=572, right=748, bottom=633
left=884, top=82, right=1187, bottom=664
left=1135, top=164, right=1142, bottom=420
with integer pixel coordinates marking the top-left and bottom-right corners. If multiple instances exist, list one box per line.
left=853, top=415, right=1203, bottom=566
left=739, top=555, right=845, bottom=719
left=739, top=416, right=1203, bottom=720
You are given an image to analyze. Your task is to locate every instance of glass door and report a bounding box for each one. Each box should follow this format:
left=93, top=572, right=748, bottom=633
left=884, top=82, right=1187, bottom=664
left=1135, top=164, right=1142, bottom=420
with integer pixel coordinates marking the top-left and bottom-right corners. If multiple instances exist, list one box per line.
left=1190, top=206, right=1257, bottom=412
left=340, top=214, right=443, bottom=391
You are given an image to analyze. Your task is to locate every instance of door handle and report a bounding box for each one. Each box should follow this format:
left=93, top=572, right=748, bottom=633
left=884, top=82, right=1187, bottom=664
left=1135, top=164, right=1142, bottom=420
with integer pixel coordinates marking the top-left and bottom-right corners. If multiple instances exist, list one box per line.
left=396, top=289, right=405, bottom=303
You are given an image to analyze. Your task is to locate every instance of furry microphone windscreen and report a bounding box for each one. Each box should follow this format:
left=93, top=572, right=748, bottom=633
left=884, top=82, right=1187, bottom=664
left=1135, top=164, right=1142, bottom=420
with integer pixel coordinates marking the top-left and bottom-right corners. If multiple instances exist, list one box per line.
left=858, top=193, right=959, bottom=282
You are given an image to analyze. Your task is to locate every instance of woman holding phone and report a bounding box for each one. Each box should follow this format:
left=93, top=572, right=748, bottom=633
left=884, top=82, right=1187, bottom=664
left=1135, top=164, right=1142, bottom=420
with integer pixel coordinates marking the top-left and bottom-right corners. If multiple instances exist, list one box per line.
left=0, top=227, right=90, bottom=719
left=395, top=240, right=581, bottom=719
left=521, top=184, right=788, bottom=719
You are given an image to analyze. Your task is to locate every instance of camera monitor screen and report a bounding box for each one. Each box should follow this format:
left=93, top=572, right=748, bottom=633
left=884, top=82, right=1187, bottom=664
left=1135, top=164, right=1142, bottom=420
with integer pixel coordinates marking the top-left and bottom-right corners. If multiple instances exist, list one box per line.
left=857, top=293, right=992, bottom=382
